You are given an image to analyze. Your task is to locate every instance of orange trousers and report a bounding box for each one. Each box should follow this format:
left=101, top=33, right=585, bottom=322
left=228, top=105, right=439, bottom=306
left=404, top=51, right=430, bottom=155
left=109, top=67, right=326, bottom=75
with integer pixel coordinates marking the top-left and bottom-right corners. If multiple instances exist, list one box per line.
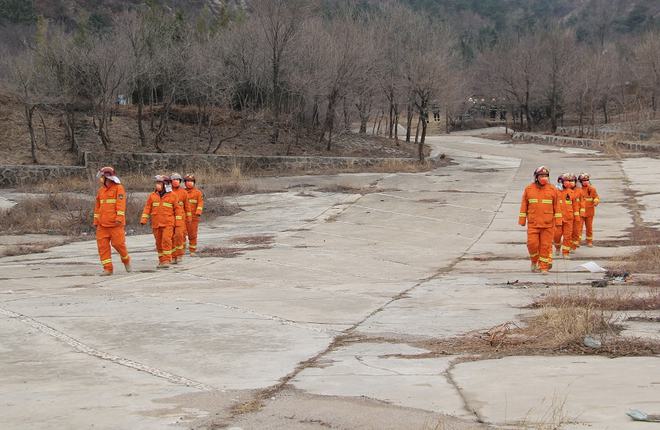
left=153, top=226, right=174, bottom=263
left=583, top=216, right=594, bottom=244
left=96, top=226, right=130, bottom=272
left=527, top=226, right=554, bottom=270
left=553, top=222, right=573, bottom=256
left=186, top=219, right=199, bottom=253
left=572, top=217, right=583, bottom=250
left=173, top=226, right=186, bottom=258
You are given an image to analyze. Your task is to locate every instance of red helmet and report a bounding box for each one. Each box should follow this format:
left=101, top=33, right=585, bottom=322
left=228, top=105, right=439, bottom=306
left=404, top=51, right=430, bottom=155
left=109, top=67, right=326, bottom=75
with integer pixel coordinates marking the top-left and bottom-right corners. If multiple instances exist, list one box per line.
left=97, top=166, right=116, bottom=178
left=557, top=172, right=572, bottom=183
left=534, top=166, right=550, bottom=178
left=183, top=174, right=196, bottom=182
left=578, top=172, right=590, bottom=182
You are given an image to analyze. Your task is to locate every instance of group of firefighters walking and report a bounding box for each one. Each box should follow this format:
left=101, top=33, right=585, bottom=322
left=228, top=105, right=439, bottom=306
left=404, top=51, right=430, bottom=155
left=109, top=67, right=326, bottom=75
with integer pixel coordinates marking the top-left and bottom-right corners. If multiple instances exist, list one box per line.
left=92, top=164, right=598, bottom=276
left=94, top=167, right=204, bottom=275
left=519, top=166, right=600, bottom=274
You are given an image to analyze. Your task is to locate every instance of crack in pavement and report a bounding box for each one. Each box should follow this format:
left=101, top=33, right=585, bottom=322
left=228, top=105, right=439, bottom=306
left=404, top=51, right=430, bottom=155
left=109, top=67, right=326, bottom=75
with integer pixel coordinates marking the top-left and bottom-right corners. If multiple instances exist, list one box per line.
left=0, top=305, right=217, bottom=392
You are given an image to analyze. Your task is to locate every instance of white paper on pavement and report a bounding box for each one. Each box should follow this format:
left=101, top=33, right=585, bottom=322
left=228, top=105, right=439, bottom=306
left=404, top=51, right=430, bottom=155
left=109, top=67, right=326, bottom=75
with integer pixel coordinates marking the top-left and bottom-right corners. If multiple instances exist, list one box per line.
left=579, top=261, right=607, bottom=273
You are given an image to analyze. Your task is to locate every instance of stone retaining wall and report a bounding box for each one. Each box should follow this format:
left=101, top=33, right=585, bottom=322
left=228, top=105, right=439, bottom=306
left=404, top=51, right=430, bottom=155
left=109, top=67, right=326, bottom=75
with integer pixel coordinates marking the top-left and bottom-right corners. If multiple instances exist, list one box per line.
left=84, top=152, right=419, bottom=174
left=0, top=164, right=88, bottom=187
left=1, top=151, right=425, bottom=187
left=512, top=132, right=660, bottom=153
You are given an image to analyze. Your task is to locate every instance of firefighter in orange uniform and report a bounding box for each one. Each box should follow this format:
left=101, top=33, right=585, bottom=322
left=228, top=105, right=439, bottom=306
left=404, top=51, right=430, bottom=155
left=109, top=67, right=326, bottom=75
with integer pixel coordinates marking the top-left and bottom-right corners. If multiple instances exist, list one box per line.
left=93, top=166, right=131, bottom=276
left=183, top=174, right=204, bottom=256
left=140, top=175, right=183, bottom=268
left=519, top=166, right=563, bottom=274
left=170, top=173, right=191, bottom=264
left=553, top=173, right=579, bottom=259
left=578, top=172, right=600, bottom=247
left=571, top=174, right=584, bottom=250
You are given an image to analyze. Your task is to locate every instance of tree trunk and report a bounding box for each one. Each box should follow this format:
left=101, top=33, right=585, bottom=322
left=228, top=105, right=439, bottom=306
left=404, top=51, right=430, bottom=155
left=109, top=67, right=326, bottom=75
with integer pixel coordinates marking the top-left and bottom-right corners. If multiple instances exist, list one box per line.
left=393, top=106, right=399, bottom=144
left=149, top=87, right=155, bottom=132
left=602, top=101, right=609, bottom=124
left=405, top=103, right=413, bottom=142
left=342, top=97, right=350, bottom=131
left=37, top=109, right=49, bottom=148
left=419, top=116, right=427, bottom=162
left=271, top=52, right=281, bottom=145
left=322, top=93, right=338, bottom=151
left=388, top=98, right=394, bottom=139
left=137, top=81, right=145, bottom=146
left=25, top=105, right=38, bottom=164
left=414, top=116, right=421, bottom=143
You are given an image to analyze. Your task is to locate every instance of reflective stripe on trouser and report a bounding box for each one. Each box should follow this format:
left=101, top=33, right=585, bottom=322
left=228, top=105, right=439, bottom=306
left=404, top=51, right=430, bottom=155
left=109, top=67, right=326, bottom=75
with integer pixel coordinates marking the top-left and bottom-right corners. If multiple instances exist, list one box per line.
left=153, top=226, right=174, bottom=263
left=527, top=226, right=554, bottom=271
left=553, top=222, right=573, bottom=256
left=572, top=217, right=583, bottom=249
left=173, top=226, right=186, bottom=258
left=584, top=216, right=594, bottom=243
left=96, top=226, right=130, bottom=271
left=186, top=220, right=199, bottom=252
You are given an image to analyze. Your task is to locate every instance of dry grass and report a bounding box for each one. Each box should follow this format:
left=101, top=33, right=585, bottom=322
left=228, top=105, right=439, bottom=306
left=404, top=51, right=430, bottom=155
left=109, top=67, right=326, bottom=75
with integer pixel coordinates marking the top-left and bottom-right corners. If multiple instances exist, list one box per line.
left=315, top=184, right=382, bottom=194
left=197, top=245, right=272, bottom=258
left=612, top=245, right=660, bottom=274
left=0, top=243, right=52, bottom=257
left=0, top=194, right=95, bottom=236
left=0, top=191, right=240, bottom=238
left=230, top=235, right=274, bottom=246
left=529, top=289, right=660, bottom=311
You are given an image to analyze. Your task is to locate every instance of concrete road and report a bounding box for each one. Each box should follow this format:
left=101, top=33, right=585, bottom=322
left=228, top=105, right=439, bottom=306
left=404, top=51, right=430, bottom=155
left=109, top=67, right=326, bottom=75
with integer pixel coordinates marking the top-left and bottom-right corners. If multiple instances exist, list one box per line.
left=0, top=132, right=658, bottom=429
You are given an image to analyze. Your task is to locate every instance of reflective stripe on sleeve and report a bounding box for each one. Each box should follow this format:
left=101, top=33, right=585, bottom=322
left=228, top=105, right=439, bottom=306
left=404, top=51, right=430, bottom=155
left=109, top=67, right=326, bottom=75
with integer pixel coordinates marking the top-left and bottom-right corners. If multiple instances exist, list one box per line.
left=554, top=213, right=562, bottom=218
left=175, top=216, right=183, bottom=220
left=519, top=212, right=527, bottom=217
left=116, top=211, right=125, bottom=216
left=100, top=199, right=117, bottom=204
left=188, top=199, right=198, bottom=203
left=152, top=202, right=160, bottom=207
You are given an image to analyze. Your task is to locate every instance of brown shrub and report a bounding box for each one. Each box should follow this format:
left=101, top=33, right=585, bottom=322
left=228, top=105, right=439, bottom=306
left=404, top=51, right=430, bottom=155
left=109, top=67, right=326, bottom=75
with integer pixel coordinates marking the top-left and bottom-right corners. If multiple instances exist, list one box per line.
left=530, top=289, right=660, bottom=311
left=612, top=245, right=660, bottom=274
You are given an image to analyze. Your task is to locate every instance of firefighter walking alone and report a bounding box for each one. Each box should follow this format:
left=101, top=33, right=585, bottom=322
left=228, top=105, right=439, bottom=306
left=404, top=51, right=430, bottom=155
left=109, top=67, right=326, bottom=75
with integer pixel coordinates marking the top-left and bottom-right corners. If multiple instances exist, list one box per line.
left=519, top=166, right=563, bottom=274
left=93, top=166, right=131, bottom=276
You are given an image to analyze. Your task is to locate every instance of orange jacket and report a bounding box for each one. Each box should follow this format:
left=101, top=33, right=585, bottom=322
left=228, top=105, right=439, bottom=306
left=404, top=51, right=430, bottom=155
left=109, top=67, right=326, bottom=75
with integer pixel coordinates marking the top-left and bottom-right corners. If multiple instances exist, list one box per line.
left=519, top=183, right=563, bottom=228
left=185, top=187, right=204, bottom=218
left=172, top=187, right=191, bottom=226
left=573, top=187, right=585, bottom=218
left=94, top=182, right=127, bottom=228
left=556, top=188, right=579, bottom=222
left=141, top=191, right=184, bottom=228
left=581, top=185, right=600, bottom=217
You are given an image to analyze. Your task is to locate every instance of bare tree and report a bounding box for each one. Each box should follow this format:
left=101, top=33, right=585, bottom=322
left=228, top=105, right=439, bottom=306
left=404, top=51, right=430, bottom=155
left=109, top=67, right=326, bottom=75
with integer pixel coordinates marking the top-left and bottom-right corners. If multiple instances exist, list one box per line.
left=0, top=48, right=41, bottom=163
left=251, top=0, right=309, bottom=145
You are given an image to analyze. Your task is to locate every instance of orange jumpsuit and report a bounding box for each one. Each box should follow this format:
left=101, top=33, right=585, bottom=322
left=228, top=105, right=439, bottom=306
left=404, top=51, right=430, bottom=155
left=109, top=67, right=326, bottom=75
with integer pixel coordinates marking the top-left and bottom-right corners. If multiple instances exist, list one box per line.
left=581, top=184, right=600, bottom=245
left=519, top=183, right=563, bottom=271
left=572, top=188, right=584, bottom=250
left=171, top=186, right=191, bottom=259
left=141, top=191, right=183, bottom=264
left=185, top=187, right=204, bottom=254
left=94, top=182, right=130, bottom=272
left=553, top=188, right=579, bottom=257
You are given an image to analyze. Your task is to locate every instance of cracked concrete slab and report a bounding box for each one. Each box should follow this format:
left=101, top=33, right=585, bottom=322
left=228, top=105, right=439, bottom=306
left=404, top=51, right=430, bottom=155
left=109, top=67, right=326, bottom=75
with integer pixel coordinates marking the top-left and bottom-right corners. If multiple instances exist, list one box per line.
left=1, top=131, right=658, bottom=429
left=451, top=356, right=660, bottom=429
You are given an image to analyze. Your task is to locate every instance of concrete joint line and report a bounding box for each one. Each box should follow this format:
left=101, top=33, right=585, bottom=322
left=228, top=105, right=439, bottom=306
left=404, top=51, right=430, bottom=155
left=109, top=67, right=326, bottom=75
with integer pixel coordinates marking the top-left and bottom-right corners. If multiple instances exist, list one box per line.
left=444, top=359, right=486, bottom=423
left=375, top=192, right=498, bottom=213
left=0, top=306, right=216, bottom=392
left=351, top=204, right=486, bottom=231
left=174, top=297, right=338, bottom=335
